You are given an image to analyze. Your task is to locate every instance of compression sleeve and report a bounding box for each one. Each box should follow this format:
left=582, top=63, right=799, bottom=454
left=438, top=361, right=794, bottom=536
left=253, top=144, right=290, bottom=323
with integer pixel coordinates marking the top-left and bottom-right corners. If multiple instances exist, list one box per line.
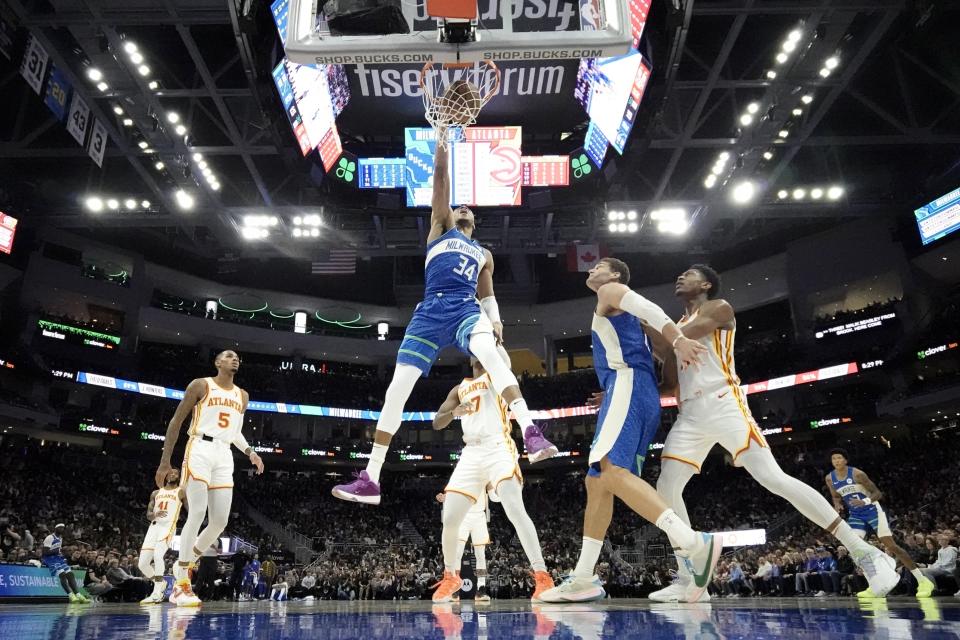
left=619, top=290, right=673, bottom=333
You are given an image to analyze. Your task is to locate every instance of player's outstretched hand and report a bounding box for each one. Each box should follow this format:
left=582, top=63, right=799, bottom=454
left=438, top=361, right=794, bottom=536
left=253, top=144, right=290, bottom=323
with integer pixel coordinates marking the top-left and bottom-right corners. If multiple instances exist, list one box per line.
left=250, top=452, right=265, bottom=475
left=675, top=337, right=708, bottom=370
left=493, top=321, right=505, bottom=346
left=435, top=493, right=446, bottom=503
left=452, top=401, right=474, bottom=417
left=155, top=462, right=172, bottom=489
left=586, top=391, right=605, bottom=409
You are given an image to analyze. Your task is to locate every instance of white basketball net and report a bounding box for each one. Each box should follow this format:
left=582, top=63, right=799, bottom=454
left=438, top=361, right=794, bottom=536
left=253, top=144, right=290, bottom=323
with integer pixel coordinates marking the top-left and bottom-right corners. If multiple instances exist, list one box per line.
left=420, top=61, right=501, bottom=149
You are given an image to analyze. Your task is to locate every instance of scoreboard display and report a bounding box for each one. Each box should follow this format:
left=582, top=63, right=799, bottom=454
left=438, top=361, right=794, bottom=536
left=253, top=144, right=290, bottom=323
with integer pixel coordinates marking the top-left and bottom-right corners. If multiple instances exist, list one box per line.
left=586, top=49, right=651, bottom=154
left=0, top=213, right=17, bottom=254
left=404, top=127, right=523, bottom=207
left=359, top=158, right=406, bottom=189
left=521, top=156, right=569, bottom=187
left=915, top=186, right=960, bottom=246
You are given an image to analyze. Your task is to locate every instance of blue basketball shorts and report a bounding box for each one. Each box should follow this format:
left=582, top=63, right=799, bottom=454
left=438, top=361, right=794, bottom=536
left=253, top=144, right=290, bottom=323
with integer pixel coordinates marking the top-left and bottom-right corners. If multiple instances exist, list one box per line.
left=397, top=294, right=493, bottom=376
left=587, top=368, right=661, bottom=478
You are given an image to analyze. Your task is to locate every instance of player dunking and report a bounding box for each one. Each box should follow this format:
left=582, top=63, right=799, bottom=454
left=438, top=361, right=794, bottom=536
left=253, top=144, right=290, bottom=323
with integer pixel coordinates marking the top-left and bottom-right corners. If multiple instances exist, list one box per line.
left=827, top=448, right=935, bottom=597
left=648, top=264, right=900, bottom=602
left=138, top=468, right=185, bottom=604
left=540, top=257, right=722, bottom=603
left=154, top=350, right=264, bottom=607
left=431, top=357, right=554, bottom=603
left=333, top=137, right=556, bottom=505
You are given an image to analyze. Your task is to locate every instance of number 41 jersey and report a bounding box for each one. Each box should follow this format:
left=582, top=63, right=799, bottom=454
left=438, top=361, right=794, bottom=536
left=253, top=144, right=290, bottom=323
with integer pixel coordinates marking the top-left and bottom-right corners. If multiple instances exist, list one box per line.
left=424, top=228, right=487, bottom=298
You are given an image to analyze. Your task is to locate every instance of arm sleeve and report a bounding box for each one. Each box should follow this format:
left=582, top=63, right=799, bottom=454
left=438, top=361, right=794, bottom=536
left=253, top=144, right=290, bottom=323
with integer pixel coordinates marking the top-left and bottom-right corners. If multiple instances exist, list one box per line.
left=479, top=296, right=501, bottom=324
left=232, top=431, right=251, bottom=454
left=618, top=290, right=674, bottom=333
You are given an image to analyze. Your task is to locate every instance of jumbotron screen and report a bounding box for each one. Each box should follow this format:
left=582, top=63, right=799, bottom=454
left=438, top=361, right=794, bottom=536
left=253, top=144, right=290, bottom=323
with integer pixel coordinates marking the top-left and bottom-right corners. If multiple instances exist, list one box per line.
left=584, top=49, right=651, bottom=154
left=404, top=127, right=523, bottom=207
left=915, top=186, right=960, bottom=246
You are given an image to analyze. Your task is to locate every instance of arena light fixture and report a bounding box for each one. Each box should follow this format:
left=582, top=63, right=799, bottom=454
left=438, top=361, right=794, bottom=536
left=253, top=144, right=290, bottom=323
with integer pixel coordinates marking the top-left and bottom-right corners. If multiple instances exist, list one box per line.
left=824, top=56, right=839, bottom=70
left=731, top=181, right=757, bottom=205
left=819, top=67, right=831, bottom=78
left=801, top=94, right=814, bottom=104
left=192, top=153, right=203, bottom=162
left=96, top=82, right=109, bottom=92
left=719, top=152, right=731, bottom=161
left=123, top=41, right=138, bottom=54
left=310, top=228, right=320, bottom=237
left=175, top=124, right=187, bottom=136
left=626, top=222, right=639, bottom=233
left=739, top=113, right=754, bottom=126
left=141, top=200, right=151, bottom=208
left=704, top=174, right=717, bottom=189
left=198, top=160, right=208, bottom=170
left=137, top=140, right=149, bottom=149
left=746, top=103, right=759, bottom=115
left=138, top=65, right=150, bottom=76
left=777, top=190, right=788, bottom=200
left=293, top=228, right=303, bottom=238
left=148, top=80, right=159, bottom=90
left=106, top=198, right=120, bottom=210
left=112, top=105, right=123, bottom=115
left=781, top=40, right=797, bottom=54
left=617, top=222, right=627, bottom=233
left=210, top=182, right=221, bottom=191
left=778, top=129, right=789, bottom=138
left=154, top=161, right=165, bottom=170
left=657, top=219, right=689, bottom=235
left=166, top=112, right=180, bottom=124
left=122, top=118, right=133, bottom=127
left=129, top=51, right=144, bottom=65
left=775, top=52, right=788, bottom=64
left=792, top=108, right=803, bottom=116
left=85, top=196, right=104, bottom=212
left=827, top=186, right=844, bottom=200
left=810, top=188, right=824, bottom=200
left=174, top=189, right=195, bottom=211
left=763, top=151, right=774, bottom=160
left=792, top=188, right=806, bottom=200
left=787, top=29, right=802, bottom=43
left=124, top=199, right=137, bottom=210
left=626, top=210, right=637, bottom=221
left=86, top=67, right=103, bottom=82
left=650, top=207, right=686, bottom=221
left=766, top=70, right=777, bottom=80
left=608, top=222, right=617, bottom=233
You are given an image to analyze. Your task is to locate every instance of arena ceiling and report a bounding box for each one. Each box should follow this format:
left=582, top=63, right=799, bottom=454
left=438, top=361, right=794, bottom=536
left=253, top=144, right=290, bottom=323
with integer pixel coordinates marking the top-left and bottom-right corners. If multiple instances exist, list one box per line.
left=1, top=0, right=959, bottom=299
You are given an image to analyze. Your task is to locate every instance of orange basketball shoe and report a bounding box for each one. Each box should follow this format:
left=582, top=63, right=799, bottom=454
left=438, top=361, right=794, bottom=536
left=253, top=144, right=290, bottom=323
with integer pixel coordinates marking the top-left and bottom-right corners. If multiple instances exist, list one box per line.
left=432, top=571, right=463, bottom=604
left=532, top=570, right=556, bottom=602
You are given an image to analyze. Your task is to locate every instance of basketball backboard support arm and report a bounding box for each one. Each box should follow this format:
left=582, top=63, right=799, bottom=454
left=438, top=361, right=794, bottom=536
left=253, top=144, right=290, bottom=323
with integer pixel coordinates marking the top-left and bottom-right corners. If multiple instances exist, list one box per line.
left=284, top=0, right=632, bottom=65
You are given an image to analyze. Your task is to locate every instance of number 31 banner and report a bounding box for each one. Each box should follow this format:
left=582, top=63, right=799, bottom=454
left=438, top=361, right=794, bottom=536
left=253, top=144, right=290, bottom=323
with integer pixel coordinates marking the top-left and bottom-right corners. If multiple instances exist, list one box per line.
left=19, top=34, right=50, bottom=94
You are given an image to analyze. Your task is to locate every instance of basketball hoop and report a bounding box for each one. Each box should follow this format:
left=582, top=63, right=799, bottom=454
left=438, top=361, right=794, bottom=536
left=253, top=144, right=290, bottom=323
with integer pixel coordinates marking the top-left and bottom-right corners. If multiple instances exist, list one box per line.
left=419, top=61, right=501, bottom=149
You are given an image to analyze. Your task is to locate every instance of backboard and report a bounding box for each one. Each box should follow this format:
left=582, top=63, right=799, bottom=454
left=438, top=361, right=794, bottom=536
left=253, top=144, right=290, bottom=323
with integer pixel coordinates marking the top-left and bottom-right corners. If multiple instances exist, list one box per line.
left=282, top=0, right=639, bottom=66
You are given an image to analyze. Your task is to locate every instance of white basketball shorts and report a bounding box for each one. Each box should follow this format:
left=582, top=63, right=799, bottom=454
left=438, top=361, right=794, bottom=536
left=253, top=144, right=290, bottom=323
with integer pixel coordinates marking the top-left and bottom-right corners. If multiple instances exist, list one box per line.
left=662, top=386, right=768, bottom=473
left=445, top=442, right=521, bottom=503
left=183, top=437, right=235, bottom=489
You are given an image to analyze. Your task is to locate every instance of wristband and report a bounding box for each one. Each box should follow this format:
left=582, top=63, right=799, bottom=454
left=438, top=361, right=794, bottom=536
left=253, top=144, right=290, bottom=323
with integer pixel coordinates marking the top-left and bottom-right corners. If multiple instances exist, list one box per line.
left=480, top=296, right=501, bottom=324
left=244, top=447, right=253, bottom=456
left=672, top=335, right=684, bottom=349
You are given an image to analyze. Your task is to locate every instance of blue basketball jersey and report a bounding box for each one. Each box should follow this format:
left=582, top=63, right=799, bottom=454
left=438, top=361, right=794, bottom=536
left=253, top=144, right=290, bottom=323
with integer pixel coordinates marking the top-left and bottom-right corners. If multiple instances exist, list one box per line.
left=831, top=467, right=876, bottom=516
left=424, top=228, right=486, bottom=298
left=591, top=312, right=657, bottom=389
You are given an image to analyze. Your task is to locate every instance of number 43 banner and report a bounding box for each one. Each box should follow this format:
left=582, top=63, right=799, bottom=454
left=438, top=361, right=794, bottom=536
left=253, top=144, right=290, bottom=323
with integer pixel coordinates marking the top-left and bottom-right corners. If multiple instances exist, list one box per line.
left=88, top=119, right=108, bottom=168
left=66, top=93, right=91, bottom=146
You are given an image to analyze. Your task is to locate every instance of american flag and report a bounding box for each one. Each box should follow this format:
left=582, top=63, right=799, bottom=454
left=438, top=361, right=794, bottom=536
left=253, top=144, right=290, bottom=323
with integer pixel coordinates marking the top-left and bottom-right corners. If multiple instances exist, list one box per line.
left=311, top=249, right=356, bottom=275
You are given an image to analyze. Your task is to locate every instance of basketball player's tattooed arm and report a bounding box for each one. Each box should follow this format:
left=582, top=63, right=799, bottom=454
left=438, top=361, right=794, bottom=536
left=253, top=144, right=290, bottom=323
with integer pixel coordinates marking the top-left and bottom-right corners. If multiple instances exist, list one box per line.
left=155, top=378, right=208, bottom=488
left=825, top=475, right=844, bottom=514
left=146, top=489, right=158, bottom=522
left=433, top=386, right=471, bottom=430
left=851, top=469, right=883, bottom=505
left=477, top=250, right=504, bottom=344
left=427, top=141, right=453, bottom=243
left=675, top=299, right=735, bottom=341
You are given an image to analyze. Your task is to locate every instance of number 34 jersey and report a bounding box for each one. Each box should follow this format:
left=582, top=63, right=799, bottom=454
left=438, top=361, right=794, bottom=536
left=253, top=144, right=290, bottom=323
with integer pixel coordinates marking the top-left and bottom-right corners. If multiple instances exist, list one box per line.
left=189, top=378, right=245, bottom=443
left=424, top=227, right=487, bottom=298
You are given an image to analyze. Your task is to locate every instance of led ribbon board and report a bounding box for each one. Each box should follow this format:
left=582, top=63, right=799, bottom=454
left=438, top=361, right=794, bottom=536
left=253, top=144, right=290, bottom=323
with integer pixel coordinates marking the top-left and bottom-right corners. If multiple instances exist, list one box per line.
left=37, top=320, right=120, bottom=350
left=71, top=361, right=861, bottom=422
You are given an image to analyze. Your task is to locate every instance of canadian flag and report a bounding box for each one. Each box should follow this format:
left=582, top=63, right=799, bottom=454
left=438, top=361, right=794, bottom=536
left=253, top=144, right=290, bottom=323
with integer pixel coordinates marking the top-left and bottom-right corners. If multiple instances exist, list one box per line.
left=566, top=243, right=607, bottom=272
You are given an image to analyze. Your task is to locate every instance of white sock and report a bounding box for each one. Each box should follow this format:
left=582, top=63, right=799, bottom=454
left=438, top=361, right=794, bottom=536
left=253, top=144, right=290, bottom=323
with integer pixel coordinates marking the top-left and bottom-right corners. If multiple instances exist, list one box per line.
left=655, top=508, right=698, bottom=551
left=833, top=522, right=872, bottom=555
left=508, top=398, right=535, bottom=430
left=365, top=443, right=388, bottom=484
left=573, top=537, right=603, bottom=578
left=911, top=568, right=924, bottom=582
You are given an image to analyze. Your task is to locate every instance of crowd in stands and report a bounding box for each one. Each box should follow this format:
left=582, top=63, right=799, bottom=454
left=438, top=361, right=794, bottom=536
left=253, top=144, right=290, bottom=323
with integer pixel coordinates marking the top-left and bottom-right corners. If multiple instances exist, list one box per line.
left=1, top=425, right=959, bottom=602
